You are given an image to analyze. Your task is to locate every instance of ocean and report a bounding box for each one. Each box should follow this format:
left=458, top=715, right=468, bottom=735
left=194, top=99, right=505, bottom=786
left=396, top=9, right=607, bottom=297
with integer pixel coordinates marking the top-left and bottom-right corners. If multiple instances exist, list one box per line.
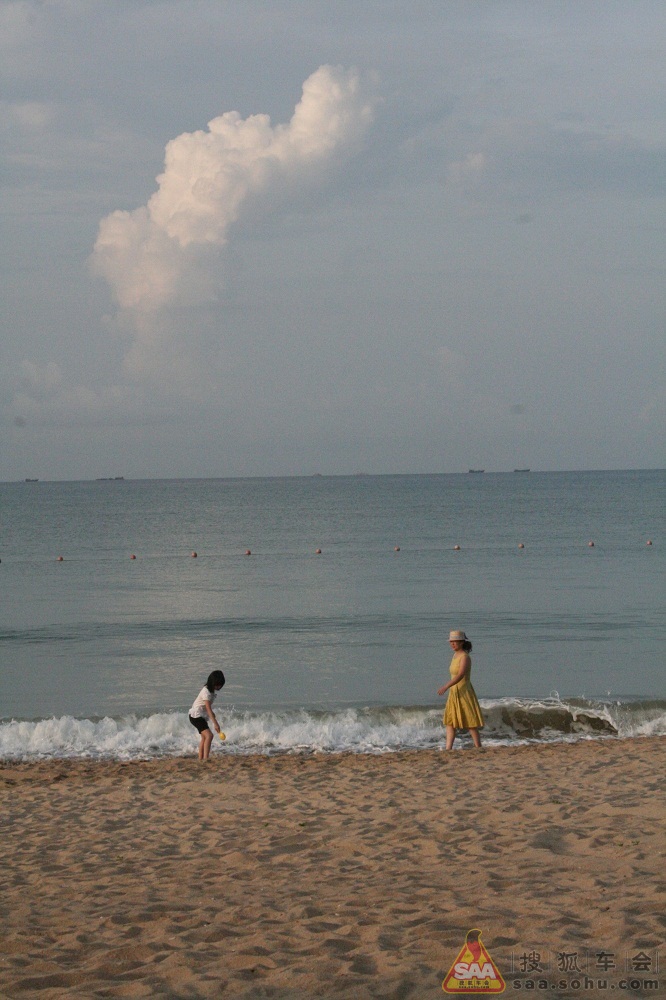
left=1, top=470, right=663, bottom=759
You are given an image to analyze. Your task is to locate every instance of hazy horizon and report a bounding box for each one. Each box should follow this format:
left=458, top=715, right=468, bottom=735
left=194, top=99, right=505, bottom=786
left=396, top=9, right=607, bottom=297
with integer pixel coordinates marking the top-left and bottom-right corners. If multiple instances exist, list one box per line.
left=5, top=466, right=665, bottom=485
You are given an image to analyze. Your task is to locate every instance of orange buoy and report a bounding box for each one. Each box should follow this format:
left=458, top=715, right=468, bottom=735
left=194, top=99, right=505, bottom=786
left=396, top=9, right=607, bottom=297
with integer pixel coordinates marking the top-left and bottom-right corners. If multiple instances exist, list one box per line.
left=191, top=552, right=197, bottom=558
left=588, top=541, right=595, bottom=547
left=394, top=546, right=400, bottom=552
left=57, top=556, right=64, bottom=561
left=647, top=540, right=653, bottom=546
left=130, top=554, right=136, bottom=560
left=453, top=545, right=461, bottom=551
left=315, top=548, right=322, bottom=554
left=245, top=549, right=251, bottom=556
left=518, top=543, right=524, bottom=549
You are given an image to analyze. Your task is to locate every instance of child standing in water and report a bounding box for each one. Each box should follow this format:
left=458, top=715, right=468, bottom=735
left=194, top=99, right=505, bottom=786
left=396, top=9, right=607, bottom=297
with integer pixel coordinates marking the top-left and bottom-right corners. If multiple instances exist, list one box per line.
left=189, top=670, right=225, bottom=760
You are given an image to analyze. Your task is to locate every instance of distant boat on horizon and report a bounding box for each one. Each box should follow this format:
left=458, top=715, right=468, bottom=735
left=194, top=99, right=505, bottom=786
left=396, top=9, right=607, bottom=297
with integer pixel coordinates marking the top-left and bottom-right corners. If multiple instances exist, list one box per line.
left=513, top=468, right=531, bottom=473
left=468, top=469, right=485, bottom=474
left=24, top=478, right=38, bottom=482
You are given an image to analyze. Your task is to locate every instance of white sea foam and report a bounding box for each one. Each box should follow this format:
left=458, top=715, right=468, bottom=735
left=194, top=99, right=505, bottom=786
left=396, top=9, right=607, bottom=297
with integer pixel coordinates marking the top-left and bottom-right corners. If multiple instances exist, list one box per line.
left=1, top=698, right=663, bottom=761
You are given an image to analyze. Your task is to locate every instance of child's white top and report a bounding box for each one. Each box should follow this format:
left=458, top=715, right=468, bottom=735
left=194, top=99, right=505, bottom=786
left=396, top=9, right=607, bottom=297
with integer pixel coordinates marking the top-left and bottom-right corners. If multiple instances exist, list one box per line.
left=189, top=686, right=217, bottom=718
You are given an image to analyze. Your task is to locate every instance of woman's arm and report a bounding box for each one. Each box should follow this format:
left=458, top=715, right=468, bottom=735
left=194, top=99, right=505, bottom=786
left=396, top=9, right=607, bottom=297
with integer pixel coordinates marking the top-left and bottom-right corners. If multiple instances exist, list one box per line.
left=437, top=655, right=470, bottom=696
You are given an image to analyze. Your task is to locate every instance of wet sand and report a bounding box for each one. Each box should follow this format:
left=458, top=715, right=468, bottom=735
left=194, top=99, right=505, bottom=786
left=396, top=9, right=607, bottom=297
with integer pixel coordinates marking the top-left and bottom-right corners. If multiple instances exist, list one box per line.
left=1, top=737, right=664, bottom=998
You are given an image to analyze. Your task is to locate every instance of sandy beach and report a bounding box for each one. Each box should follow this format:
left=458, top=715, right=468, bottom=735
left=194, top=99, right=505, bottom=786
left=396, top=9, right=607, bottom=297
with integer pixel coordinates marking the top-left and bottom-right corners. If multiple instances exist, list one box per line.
left=1, top=737, right=664, bottom=999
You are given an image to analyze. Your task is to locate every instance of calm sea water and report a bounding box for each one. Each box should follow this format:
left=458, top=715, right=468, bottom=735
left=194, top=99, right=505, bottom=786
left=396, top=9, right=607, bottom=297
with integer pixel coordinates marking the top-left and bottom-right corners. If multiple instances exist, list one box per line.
left=1, top=471, right=663, bottom=758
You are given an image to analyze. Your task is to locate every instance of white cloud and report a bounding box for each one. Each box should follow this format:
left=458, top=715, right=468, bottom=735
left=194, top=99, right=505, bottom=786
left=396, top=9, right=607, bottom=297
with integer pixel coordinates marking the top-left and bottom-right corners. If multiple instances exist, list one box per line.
left=91, top=64, right=377, bottom=377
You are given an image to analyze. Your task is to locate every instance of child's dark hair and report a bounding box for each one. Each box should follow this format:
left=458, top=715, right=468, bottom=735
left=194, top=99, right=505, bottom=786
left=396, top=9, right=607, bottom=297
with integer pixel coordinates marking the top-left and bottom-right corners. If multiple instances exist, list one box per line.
left=461, top=639, right=472, bottom=653
left=206, top=670, right=226, bottom=692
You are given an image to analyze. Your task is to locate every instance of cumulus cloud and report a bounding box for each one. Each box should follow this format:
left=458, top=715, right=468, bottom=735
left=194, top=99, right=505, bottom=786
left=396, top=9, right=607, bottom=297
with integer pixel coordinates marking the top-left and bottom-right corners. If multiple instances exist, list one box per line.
left=91, top=65, right=377, bottom=376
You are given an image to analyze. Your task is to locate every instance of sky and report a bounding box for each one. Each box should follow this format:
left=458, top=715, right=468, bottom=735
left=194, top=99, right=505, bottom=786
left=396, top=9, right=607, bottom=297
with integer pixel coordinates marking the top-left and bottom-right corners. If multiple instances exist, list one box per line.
left=1, top=0, right=665, bottom=480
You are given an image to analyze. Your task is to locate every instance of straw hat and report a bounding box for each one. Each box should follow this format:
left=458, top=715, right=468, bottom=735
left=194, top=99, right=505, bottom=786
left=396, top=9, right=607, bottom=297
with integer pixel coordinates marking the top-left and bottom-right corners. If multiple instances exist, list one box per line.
left=449, top=630, right=468, bottom=641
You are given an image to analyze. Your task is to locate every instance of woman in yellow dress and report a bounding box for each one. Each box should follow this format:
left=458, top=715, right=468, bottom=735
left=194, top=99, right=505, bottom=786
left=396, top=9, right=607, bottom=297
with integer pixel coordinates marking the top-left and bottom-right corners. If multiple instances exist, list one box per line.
left=437, top=629, right=484, bottom=749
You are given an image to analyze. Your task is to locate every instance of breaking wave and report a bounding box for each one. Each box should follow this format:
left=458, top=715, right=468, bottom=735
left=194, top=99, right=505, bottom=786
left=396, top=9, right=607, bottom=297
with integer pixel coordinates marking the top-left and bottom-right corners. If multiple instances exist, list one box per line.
left=1, top=696, right=664, bottom=761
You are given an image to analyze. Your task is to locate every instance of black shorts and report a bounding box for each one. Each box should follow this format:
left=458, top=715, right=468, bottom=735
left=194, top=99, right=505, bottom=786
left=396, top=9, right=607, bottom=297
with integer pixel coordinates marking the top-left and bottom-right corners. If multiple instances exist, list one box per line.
left=189, top=715, right=210, bottom=734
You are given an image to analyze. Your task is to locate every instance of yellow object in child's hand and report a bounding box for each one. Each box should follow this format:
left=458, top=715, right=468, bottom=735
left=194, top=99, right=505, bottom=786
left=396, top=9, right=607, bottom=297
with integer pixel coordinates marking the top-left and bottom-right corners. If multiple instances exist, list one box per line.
left=218, top=732, right=226, bottom=741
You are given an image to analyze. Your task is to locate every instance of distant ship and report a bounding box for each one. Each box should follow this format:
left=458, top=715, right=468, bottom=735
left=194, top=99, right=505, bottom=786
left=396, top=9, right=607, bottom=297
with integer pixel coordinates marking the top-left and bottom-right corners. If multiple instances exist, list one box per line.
left=24, top=478, right=38, bottom=482
left=468, top=469, right=485, bottom=474
left=513, top=468, right=531, bottom=473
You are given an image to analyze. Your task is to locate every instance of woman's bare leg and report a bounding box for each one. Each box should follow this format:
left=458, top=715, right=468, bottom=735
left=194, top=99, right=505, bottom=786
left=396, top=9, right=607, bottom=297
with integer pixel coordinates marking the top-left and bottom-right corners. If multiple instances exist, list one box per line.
left=445, top=725, right=456, bottom=750
left=469, top=727, right=482, bottom=748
